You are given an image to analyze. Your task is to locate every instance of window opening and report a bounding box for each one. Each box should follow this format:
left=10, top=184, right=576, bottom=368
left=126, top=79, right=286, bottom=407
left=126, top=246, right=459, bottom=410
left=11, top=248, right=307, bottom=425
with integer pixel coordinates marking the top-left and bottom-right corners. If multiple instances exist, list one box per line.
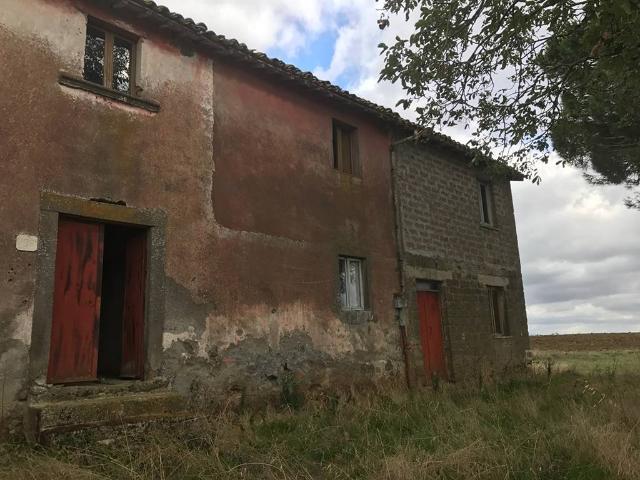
left=84, top=25, right=105, bottom=86
left=489, top=287, right=509, bottom=336
left=338, top=256, right=365, bottom=310
left=479, top=183, right=494, bottom=225
left=83, top=20, right=136, bottom=94
left=333, top=120, right=360, bottom=175
left=112, top=37, right=133, bottom=93
left=416, top=279, right=441, bottom=292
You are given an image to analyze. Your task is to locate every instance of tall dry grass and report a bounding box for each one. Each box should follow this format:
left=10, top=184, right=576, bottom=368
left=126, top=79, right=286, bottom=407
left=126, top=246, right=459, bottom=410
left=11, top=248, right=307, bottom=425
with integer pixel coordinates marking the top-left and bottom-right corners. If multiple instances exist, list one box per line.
left=1, top=371, right=639, bottom=479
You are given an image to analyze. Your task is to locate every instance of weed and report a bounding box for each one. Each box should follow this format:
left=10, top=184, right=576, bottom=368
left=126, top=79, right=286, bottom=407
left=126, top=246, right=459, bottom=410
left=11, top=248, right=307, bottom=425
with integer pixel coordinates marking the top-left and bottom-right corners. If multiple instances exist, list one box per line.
left=280, top=370, right=304, bottom=410
left=2, top=369, right=640, bottom=479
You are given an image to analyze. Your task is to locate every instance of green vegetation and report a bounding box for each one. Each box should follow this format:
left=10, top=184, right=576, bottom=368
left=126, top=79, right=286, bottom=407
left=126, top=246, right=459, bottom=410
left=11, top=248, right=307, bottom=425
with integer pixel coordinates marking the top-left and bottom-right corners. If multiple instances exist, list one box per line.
left=2, top=363, right=640, bottom=480
left=531, top=349, right=640, bottom=376
left=378, top=1, right=640, bottom=207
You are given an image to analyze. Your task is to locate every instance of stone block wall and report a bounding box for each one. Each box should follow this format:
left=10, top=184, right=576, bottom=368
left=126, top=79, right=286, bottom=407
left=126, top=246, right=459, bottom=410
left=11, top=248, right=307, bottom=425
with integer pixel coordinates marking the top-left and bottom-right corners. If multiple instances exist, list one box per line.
left=393, top=141, right=529, bottom=384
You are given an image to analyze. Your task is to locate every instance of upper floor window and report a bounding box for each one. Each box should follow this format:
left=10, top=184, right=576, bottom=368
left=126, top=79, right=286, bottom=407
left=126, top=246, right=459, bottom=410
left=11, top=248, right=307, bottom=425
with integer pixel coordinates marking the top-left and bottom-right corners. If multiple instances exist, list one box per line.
left=478, top=182, right=494, bottom=226
left=489, top=286, right=509, bottom=336
left=333, top=120, right=360, bottom=176
left=84, top=20, right=136, bottom=94
left=338, top=256, right=366, bottom=310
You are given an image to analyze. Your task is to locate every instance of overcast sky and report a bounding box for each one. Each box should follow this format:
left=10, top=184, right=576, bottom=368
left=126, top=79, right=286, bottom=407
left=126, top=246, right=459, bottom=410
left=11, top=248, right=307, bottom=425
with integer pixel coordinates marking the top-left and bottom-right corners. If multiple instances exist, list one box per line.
left=161, top=0, right=640, bottom=335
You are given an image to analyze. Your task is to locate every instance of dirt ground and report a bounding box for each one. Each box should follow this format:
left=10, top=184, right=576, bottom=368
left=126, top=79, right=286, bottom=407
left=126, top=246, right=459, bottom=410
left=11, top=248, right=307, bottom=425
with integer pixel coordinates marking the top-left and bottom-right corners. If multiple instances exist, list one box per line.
left=530, top=333, right=640, bottom=352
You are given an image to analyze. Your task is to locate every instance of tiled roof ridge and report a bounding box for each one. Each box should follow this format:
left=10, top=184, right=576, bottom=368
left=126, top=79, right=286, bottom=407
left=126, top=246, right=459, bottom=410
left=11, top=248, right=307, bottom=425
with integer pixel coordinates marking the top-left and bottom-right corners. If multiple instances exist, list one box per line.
left=125, top=0, right=414, bottom=130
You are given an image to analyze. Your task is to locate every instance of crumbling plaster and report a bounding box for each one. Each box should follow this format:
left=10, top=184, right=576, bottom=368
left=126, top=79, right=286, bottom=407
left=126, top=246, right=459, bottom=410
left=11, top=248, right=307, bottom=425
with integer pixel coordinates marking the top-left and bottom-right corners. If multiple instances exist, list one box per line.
left=163, top=301, right=390, bottom=359
left=0, top=0, right=216, bottom=435
left=2, top=0, right=404, bottom=437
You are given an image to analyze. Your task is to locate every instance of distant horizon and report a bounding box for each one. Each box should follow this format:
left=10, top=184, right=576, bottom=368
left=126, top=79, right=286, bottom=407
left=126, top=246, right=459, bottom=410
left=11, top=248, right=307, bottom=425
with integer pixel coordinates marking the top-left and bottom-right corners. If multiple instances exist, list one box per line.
left=530, top=331, right=640, bottom=336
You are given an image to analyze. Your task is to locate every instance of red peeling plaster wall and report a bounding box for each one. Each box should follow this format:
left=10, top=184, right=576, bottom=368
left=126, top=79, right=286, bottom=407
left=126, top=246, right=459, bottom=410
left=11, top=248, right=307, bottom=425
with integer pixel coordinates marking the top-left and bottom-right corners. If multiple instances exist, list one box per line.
left=1, top=0, right=403, bottom=435
left=211, top=60, right=399, bottom=310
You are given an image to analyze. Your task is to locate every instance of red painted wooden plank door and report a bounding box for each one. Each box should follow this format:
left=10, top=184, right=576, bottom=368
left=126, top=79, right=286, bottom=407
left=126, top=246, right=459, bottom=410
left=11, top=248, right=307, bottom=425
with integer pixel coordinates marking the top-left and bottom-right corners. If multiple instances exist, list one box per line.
left=47, top=218, right=104, bottom=384
left=417, top=291, right=447, bottom=381
left=120, top=230, right=147, bottom=379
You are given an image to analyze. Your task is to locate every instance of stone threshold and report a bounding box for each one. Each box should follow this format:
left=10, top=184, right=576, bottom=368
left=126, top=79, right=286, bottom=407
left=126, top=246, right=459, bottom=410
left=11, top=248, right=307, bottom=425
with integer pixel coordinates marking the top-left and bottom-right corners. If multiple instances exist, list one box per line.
left=25, top=389, right=193, bottom=443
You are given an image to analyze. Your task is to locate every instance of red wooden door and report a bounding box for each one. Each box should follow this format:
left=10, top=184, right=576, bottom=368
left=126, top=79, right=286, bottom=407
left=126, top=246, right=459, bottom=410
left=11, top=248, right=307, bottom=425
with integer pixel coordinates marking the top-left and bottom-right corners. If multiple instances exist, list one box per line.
left=120, top=230, right=147, bottom=378
left=417, top=291, right=447, bottom=381
left=48, top=218, right=104, bottom=384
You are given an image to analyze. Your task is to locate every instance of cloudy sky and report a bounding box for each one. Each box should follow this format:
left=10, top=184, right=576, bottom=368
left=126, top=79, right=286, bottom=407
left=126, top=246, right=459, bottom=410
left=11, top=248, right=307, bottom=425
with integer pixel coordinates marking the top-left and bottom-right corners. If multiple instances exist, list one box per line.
left=161, top=0, right=640, bottom=335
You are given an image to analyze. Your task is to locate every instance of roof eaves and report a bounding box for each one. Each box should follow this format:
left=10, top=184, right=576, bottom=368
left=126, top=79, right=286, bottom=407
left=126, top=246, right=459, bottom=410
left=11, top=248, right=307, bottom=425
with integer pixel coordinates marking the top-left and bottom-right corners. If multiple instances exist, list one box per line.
left=100, top=0, right=525, bottom=181
left=408, top=129, right=526, bottom=181
left=103, top=0, right=414, bottom=129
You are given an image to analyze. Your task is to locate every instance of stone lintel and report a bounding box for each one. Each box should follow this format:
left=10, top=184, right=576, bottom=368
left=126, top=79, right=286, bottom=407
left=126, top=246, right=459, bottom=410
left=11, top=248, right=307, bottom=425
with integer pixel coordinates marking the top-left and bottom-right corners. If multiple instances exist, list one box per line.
left=477, top=274, right=509, bottom=287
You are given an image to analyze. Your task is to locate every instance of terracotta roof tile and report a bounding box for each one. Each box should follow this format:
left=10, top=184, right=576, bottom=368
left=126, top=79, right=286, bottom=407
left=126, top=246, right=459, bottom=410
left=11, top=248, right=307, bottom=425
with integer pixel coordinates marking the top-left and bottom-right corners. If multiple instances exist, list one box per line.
left=107, top=0, right=414, bottom=128
left=100, top=0, right=522, bottom=178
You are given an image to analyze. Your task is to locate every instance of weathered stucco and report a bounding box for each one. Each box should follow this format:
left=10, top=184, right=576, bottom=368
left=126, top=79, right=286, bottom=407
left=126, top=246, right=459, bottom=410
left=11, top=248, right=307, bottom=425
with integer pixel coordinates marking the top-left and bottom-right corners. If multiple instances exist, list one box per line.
left=1, top=0, right=530, bottom=439
left=1, top=0, right=215, bottom=435
left=0, top=0, right=403, bottom=437
left=157, top=55, right=403, bottom=407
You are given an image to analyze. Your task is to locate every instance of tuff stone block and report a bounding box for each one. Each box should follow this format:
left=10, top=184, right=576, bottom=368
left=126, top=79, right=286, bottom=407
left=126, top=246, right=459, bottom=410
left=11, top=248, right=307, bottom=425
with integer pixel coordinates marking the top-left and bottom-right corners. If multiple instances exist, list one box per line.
left=394, top=141, right=529, bottom=385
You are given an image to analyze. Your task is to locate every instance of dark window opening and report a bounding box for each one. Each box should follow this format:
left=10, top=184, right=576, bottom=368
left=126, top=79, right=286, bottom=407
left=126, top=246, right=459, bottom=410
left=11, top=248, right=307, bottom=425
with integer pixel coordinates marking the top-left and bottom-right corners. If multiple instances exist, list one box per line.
left=333, top=120, right=360, bottom=176
left=416, top=279, right=441, bottom=292
left=47, top=217, right=147, bottom=384
left=84, top=26, right=105, bottom=86
left=83, top=20, right=136, bottom=94
left=479, top=183, right=494, bottom=225
left=489, top=287, right=509, bottom=336
left=112, top=37, right=133, bottom=93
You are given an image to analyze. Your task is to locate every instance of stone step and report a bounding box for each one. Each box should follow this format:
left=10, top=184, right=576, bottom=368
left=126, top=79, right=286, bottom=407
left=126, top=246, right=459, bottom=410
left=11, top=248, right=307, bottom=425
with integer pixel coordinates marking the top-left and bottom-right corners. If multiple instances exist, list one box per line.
left=32, top=377, right=170, bottom=403
left=26, top=390, right=193, bottom=443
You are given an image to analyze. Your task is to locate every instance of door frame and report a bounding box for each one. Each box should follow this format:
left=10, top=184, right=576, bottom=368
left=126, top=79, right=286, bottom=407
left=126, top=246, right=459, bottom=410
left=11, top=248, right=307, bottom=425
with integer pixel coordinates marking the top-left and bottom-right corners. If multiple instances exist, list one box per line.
left=415, top=279, right=451, bottom=382
left=29, top=192, right=167, bottom=387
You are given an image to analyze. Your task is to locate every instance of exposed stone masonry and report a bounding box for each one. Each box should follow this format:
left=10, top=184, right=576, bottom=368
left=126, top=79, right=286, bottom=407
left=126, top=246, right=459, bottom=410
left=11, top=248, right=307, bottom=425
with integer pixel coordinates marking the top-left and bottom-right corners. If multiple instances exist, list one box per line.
left=394, top=141, right=529, bottom=384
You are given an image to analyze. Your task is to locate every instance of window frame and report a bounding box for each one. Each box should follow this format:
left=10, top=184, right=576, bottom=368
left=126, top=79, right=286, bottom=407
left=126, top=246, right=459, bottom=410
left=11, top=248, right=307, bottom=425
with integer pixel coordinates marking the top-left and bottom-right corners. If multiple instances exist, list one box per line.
left=478, top=182, right=494, bottom=227
left=488, top=286, right=509, bottom=337
left=338, top=256, right=367, bottom=311
left=332, top=119, right=360, bottom=176
left=83, top=18, right=138, bottom=95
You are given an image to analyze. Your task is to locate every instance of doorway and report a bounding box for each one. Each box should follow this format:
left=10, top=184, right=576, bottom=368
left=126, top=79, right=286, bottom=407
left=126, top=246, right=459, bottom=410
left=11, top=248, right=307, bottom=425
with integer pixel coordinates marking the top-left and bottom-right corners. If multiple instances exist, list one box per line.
left=47, top=216, right=147, bottom=384
left=417, top=287, right=447, bottom=381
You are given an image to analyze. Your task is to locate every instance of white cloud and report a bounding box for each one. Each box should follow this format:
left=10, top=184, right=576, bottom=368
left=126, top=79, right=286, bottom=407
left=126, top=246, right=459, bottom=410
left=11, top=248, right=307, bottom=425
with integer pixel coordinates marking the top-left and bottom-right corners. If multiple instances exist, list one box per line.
left=160, top=0, right=327, bottom=56
left=159, top=0, right=410, bottom=100
left=157, top=1, right=640, bottom=335
left=513, top=162, right=640, bottom=334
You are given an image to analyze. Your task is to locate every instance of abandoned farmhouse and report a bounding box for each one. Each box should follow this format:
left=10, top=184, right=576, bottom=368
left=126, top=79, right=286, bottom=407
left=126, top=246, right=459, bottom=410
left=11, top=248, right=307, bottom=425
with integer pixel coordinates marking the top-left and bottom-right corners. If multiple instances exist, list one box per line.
left=0, top=0, right=529, bottom=439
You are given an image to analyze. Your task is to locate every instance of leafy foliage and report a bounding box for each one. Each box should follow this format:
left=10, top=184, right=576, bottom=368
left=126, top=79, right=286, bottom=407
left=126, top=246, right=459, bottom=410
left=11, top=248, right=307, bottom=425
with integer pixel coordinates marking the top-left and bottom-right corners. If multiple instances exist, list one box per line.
left=378, top=0, right=640, bottom=206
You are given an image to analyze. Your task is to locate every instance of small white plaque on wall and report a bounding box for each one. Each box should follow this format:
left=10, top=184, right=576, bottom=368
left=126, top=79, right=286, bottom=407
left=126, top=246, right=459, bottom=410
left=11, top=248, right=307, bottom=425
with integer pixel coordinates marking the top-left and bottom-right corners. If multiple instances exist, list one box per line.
left=16, top=234, right=38, bottom=252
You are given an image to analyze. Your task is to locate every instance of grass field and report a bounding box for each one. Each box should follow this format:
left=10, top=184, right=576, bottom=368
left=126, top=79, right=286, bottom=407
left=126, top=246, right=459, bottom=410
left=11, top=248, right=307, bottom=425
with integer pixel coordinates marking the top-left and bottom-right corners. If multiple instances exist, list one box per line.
left=1, top=334, right=639, bottom=480
left=530, top=333, right=640, bottom=375
left=530, top=333, right=640, bottom=351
